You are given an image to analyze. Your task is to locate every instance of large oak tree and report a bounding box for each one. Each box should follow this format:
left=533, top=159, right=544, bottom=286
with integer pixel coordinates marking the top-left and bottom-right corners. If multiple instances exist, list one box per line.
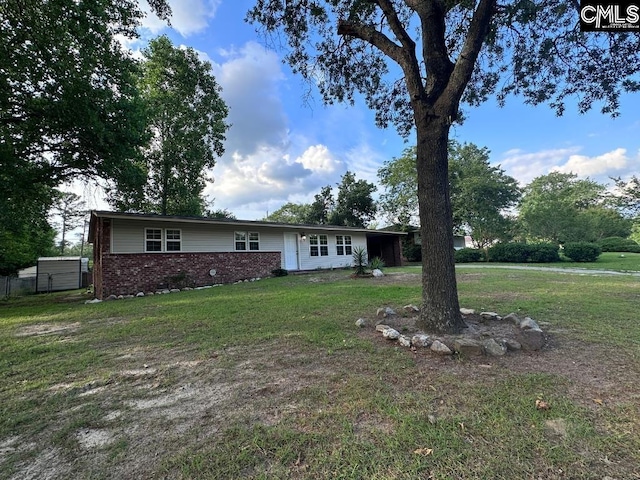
left=248, top=0, right=640, bottom=333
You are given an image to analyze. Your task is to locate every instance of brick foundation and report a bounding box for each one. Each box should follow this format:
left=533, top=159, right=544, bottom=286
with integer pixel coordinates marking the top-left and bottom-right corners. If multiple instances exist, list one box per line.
left=95, top=251, right=281, bottom=298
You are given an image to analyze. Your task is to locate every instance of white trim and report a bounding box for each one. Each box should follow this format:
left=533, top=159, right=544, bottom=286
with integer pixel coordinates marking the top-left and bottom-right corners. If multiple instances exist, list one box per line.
left=145, top=228, right=163, bottom=252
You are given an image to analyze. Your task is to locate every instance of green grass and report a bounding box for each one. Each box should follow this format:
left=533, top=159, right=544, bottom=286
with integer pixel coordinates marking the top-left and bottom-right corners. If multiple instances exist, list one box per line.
left=1, top=267, right=639, bottom=479
left=456, top=251, right=640, bottom=272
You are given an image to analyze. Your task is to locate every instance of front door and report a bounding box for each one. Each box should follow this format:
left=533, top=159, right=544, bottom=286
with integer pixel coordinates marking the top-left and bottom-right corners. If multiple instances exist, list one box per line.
left=283, top=233, right=299, bottom=270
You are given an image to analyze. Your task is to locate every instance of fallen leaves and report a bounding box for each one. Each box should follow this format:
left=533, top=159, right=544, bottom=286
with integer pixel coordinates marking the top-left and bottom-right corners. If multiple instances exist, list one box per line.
left=414, top=448, right=433, bottom=456
left=535, top=399, right=550, bottom=410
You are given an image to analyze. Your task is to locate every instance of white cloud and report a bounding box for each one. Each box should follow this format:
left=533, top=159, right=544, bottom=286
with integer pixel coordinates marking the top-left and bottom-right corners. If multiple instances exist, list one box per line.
left=140, top=0, right=221, bottom=37
left=499, top=147, right=582, bottom=185
left=499, top=146, right=639, bottom=186
left=552, top=148, right=630, bottom=177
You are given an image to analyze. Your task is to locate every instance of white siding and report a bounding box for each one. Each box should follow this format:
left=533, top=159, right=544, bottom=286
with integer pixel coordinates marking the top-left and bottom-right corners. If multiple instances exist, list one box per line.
left=111, top=219, right=285, bottom=254
left=298, top=232, right=366, bottom=270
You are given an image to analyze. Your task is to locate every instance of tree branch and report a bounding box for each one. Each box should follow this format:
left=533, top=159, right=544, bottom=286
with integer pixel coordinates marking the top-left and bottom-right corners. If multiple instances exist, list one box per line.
left=337, top=20, right=404, bottom=65
left=443, top=0, right=497, bottom=109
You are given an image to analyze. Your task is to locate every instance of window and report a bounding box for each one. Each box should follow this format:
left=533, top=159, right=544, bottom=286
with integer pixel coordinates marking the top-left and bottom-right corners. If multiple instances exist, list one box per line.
left=236, top=232, right=259, bottom=251
left=165, top=229, right=181, bottom=251
left=249, top=232, right=260, bottom=251
left=145, top=229, right=162, bottom=252
left=309, top=234, right=328, bottom=256
left=336, top=235, right=352, bottom=256
left=235, top=231, right=247, bottom=250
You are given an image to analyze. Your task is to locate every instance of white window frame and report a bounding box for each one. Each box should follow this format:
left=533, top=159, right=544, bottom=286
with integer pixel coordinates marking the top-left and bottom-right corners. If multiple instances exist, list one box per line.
left=165, top=229, right=182, bottom=252
left=310, top=234, right=329, bottom=257
left=336, top=235, right=352, bottom=256
left=145, top=228, right=162, bottom=252
left=235, top=231, right=247, bottom=251
left=248, top=232, right=260, bottom=251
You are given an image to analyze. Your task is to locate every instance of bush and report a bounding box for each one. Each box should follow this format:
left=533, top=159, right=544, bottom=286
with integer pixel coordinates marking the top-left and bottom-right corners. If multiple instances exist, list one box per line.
left=563, top=242, right=602, bottom=262
left=271, top=268, right=288, bottom=277
left=597, top=236, right=640, bottom=252
left=527, top=243, right=560, bottom=263
left=454, top=248, right=483, bottom=263
left=403, top=243, right=421, bottom=262
left=369, top=257, right=385, bottom=270
left=487, top=242, right=530, bottom=263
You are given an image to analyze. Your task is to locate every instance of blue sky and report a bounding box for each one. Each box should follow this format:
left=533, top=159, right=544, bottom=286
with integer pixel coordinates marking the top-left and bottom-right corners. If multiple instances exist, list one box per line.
left=79, top=0, right=640, bottom=223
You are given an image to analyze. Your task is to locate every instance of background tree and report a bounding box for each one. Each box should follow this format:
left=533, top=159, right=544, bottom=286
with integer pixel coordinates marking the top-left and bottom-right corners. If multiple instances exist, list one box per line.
left=448, top=142, right=520, bottom=248
left=249, top=0, right=639, bottom=332
left=518, top=172, right=609, bottom=243
left=1, top=0, right=170, bottom=273
left=330, top=171, right=377, bottom=228
left=50, top=192, right=87, bottom=255
left=378, top=146, right=419, bottom=227
left=111, top=35, right=229, bottom=216
left=264, top=203, right=313, bottom=224
left=307, top=186, right=335, bottom=225
left=378, top=141, right=519, bottom=247
left=612, top=176, right=640, bottom=219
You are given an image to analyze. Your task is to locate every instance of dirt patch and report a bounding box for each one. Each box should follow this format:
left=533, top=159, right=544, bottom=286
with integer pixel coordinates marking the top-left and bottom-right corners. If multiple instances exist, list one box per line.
left=15, top=323, right=81, bottom=337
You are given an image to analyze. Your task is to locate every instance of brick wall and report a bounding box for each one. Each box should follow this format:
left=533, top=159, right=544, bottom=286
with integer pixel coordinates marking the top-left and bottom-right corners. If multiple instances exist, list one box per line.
left=96, top=251, right=281, bottom=298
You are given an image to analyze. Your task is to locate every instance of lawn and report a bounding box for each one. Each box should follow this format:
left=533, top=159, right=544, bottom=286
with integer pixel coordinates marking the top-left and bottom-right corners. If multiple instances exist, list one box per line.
left=458, top=251, right=640, bottom=272
left=1, top=267, right=639, bottom=479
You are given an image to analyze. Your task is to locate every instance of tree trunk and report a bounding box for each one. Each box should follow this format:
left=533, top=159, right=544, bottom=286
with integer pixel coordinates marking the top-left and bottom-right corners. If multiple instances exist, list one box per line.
left=414, top=112, right=465, bottom=333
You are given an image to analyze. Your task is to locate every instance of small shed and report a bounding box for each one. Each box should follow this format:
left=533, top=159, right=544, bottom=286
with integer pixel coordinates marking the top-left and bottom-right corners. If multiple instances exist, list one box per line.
left=36, top=257, right=89, bottom=293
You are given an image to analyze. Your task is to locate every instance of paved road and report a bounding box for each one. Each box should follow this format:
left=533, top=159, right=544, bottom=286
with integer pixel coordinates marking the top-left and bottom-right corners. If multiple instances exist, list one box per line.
left=455, top=264, right=640, bottom=277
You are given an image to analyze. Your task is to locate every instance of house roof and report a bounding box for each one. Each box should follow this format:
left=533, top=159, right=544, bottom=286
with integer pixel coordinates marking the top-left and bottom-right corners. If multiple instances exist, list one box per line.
left=88, top=210, right=406, bottom=243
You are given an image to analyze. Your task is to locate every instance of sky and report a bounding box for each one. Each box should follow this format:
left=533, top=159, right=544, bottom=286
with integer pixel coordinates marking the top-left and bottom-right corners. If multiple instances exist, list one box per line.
left=75, top=0, right=640, bottom=224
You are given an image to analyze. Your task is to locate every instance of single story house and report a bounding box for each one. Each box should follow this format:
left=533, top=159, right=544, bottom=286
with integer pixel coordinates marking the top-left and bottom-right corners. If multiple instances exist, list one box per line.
left=88, top=211, right=405, bottom=299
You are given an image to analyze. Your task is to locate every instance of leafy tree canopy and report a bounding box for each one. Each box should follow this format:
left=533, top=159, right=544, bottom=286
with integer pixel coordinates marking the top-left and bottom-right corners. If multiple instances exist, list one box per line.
left=518, top=172, right=617, bottom=243
left=378, top=141, right=519, bottom=247
left=110, top=35, right=229, bottom=216
left=264, top=203, right=314, bottom=224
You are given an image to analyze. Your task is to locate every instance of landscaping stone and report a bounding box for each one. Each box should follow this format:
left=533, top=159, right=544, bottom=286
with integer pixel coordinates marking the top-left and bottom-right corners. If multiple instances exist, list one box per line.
left=377, top=307, right=396, bottom=317
left=453, top=338, right=485, bottom=356
left=517, top=328, right=545, bottom=351
left=430, top=340, right=453, bottom=355
left=375, top=324, right=391, bottom=332
left=372, top=269, right=384, bottom=277
left=84, top=298, right=102, bottom=304
left=106, top=295, right=117, bottom=301
left=403, top=304, right=420, bottom=313
left=504, top=338, right=522, bottom=351
left=484, top=338, right=507, bottom=356
left=480, top=311, right=501, bottom=321
left=355, top=318, right=367, bottom=328
left=460, top=308, right=476, bottom=315
left=520, top=317, right=540, bottom=330
left=411, top=334, right=431, bottom=348
left=382, top=328, right=400, bottom=340
left=170, top=288, right=180, bottom=293
left=398, top=335, right=411, bottom=347
left=503, top=312, right=521, bottom=325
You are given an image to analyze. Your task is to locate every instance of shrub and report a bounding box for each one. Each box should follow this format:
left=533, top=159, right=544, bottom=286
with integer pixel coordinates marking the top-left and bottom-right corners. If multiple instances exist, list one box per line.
left=271, top=268, right=288, bottom=277
left=563, top=242, right=602, bottom=262
left=352, top=246, right=368, bottom=276
left=403, top=243, right=421, bottom=262
left=487, top=242, right=530, bottom=263
left=527, top=243, right=560, bottom=263
left=454, top=248, right=483, bottom=263
left=597, top=236, right=640, bottom=252
left=369, top=257, right=385, bottom=270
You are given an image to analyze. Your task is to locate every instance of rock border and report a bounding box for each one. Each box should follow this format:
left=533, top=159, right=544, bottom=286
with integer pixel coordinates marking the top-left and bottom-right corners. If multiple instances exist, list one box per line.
left=358, top=306, right=547, bottom=356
